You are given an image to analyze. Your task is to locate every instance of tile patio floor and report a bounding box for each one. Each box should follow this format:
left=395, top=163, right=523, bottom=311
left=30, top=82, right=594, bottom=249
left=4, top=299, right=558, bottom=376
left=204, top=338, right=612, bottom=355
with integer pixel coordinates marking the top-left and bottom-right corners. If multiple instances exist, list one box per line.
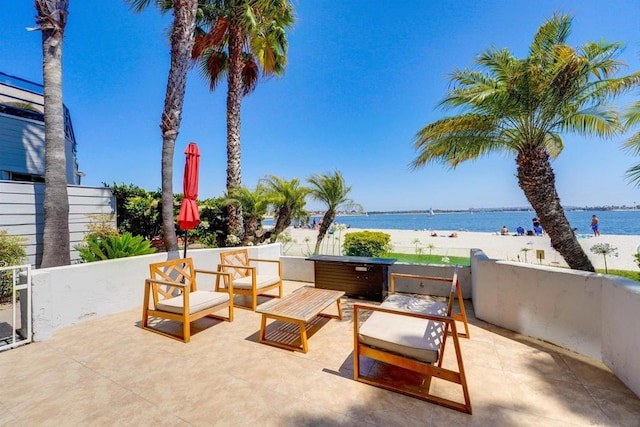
left=1, top=280, right=639, bottom=426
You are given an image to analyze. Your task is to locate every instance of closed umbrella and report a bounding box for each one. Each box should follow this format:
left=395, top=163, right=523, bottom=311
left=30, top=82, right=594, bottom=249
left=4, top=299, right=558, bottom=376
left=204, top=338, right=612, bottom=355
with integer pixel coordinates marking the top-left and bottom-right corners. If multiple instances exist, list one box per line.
left=177, top=142, right=200, bottom=258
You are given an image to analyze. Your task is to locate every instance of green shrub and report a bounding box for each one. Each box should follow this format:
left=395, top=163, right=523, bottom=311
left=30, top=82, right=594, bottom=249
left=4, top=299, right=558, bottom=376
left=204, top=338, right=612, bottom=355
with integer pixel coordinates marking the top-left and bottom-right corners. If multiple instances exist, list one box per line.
left=0, top=230, right=27, bottom=300
left=76, top=232, right=156, bottom=262
left=343, top=231, right=392, bottom=257
left=107, top=183, right=162, bottom=239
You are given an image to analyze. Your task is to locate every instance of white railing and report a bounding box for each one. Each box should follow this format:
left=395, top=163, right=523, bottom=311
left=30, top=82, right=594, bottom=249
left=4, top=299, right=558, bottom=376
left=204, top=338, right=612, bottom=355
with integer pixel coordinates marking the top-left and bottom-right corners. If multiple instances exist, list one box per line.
left=0, top=264, right=32, bottom=351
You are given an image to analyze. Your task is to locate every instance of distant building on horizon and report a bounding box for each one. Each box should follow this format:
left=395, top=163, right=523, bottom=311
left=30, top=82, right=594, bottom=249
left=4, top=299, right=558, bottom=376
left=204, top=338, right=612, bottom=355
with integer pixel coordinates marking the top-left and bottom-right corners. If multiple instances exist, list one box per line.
left=0, top=71, right=81, bottom=184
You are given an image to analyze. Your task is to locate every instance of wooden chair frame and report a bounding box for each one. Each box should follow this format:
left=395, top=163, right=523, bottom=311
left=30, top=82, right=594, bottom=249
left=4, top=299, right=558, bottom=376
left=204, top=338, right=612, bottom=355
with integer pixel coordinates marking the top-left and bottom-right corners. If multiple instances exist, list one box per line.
left=353, top=267, right=472, bottom=414
left=389, top=269, right=470, bottom=339
left=216, top=249, right=283, bottom=310
left=142, top=258, right=233, bottom=343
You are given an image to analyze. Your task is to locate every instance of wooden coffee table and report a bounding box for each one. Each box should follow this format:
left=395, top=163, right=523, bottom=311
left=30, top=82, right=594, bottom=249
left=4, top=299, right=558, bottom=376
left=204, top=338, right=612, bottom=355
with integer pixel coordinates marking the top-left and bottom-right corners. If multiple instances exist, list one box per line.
left=256, top=286, right=344, bottom=353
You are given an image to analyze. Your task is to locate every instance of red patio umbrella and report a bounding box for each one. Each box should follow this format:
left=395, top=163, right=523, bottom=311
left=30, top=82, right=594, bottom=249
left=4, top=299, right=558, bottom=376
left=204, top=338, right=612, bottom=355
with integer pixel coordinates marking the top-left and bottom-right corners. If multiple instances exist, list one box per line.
left=177, top=142, right=200, bottom=258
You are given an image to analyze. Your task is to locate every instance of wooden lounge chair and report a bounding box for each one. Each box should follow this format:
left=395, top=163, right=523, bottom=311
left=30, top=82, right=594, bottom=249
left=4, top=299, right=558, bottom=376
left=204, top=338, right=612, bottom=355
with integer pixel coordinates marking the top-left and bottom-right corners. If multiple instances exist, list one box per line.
left=216, top=248, right=283, bottom=310
left=353, top=266, right=472, bottom=414
left=142, top=257, right=233, bottom=343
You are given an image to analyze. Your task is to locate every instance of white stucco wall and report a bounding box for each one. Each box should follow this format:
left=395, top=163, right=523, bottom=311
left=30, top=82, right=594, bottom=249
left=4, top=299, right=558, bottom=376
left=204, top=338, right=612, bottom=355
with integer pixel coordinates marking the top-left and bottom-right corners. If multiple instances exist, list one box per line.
left=472, top=252, right=602, bottom=360
left=31, top=244, right=281, bottom=341
left=470, top=248, right=640, bottom=398
left=281, top=256, right=315, bottom=282
left=601, top=276, right=640, bottom=397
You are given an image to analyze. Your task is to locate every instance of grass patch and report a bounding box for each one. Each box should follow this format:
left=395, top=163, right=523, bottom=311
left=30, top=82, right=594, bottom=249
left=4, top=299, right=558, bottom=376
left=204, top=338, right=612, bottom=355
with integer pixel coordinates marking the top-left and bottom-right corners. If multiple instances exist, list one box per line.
left=598, top=269, right=639, bottom=281
left=389, top=252, right=470, bottom=266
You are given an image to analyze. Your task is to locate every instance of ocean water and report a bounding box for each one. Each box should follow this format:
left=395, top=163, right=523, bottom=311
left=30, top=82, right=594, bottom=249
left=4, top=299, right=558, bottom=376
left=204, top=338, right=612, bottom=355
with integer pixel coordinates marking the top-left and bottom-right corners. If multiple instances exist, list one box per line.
left=271, top=210, right=640, bottom=236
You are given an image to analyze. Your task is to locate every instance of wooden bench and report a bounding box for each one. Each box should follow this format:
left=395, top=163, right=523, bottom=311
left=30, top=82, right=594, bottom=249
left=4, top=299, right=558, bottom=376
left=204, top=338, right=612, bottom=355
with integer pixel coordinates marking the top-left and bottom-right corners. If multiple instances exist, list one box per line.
left=354, top=266, right=472, bottom=414
left=257, top=286, right=344, bottom=353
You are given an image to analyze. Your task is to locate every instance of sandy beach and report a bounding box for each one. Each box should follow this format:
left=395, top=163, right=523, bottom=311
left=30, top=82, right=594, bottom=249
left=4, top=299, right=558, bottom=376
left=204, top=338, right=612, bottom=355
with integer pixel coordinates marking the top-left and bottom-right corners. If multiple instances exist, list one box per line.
left=282, top=227, right=640, bottom=271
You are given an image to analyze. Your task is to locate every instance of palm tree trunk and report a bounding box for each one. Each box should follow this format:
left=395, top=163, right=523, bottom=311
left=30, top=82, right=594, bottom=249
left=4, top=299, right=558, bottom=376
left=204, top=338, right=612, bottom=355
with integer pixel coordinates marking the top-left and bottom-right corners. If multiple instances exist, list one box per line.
left=225, top=20, right=244, bottom=242
left=314, top=210, right=336, bottom=254
left=517, top=147, right=595, bottom=271
left=268, top=206, right=291, bottom=243
left=159, top=0, right=198, bottom=252
left=243, top=217, right=258, bottom=245
left=39, top=1, right=70, bottom=268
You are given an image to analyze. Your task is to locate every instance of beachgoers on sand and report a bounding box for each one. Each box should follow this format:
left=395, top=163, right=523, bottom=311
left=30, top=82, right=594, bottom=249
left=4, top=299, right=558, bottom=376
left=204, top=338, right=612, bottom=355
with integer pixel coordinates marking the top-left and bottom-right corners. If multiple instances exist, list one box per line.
left=282, top=226, right=640, bottom=271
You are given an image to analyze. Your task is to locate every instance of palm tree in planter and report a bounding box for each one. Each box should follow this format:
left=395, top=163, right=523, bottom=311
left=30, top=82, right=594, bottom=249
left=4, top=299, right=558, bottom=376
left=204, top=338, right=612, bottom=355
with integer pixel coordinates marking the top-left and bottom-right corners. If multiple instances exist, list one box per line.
left=190, top=0, right=295, bottom=242
left=261, top=175, right=309, bottom=243
left=307, top=171, right=361, bottom=255
left=411, top=13, right=640, bottom=271
left=35, top=0, right=71, bottom=267
left=128, top=0, right=200, bottom=252
left=222, top=184, right=270, bottom=245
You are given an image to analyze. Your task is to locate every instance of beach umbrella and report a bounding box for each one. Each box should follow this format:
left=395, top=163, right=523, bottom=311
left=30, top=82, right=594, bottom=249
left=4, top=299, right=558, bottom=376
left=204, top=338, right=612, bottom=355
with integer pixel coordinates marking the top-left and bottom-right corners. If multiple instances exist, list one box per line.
left=177, top=142, right=201, bottom=258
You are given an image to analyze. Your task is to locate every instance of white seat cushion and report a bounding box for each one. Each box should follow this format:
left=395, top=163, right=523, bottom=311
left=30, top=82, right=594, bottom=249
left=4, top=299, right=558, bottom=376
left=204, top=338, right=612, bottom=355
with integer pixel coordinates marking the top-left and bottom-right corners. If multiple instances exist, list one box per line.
left=157, top=290, right=229, bottom=315
left=232, top=275, right=280, bottom=290
left=358, top=295, right=448, bottom=363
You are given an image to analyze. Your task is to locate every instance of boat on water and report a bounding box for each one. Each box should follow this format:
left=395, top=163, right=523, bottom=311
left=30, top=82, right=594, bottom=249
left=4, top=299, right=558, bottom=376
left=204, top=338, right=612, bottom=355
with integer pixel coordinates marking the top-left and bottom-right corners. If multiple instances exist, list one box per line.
left=427, top=208, right=435, bottom=217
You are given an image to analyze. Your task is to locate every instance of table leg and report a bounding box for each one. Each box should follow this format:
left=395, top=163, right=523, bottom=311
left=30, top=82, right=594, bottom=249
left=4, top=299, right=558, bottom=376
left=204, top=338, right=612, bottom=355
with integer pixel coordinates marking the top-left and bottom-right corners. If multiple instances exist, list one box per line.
left=299, top=322, right=309, bottom=353
left=259, top=314, right=267, bottom=343
left=336, top=298, right=343, bottom=320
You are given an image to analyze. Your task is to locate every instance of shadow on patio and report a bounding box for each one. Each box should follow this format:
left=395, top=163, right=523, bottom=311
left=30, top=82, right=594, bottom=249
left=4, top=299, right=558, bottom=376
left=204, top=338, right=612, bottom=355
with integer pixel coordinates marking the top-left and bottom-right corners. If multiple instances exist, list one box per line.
left=0, top=280, right=638, bottom=426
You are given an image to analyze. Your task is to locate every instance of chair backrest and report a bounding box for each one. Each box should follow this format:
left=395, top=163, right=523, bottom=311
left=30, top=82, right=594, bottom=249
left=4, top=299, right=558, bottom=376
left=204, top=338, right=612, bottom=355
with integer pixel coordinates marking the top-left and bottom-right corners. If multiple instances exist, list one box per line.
left=445, top=265, right=460, bottom=317
left=219, top=249, right=251, bottom=280
left=149, top=258, right=196, bottom=301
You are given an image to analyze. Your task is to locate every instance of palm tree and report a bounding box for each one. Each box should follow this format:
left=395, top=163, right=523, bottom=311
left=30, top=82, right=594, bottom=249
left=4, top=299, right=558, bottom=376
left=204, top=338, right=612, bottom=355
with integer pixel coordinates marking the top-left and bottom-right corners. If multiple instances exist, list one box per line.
left=307, top=171, right=360, bottom=255
left=411, top=13, right=640, bottom=272
left=128, top=0, right=199, bottom=252
left=191, top=0, right=295, bottom=241
left=261, top=175, right=308, bottom=243
left=221, top=184, right=270, bottom=245
left=35, top=0, right=71, bottom=267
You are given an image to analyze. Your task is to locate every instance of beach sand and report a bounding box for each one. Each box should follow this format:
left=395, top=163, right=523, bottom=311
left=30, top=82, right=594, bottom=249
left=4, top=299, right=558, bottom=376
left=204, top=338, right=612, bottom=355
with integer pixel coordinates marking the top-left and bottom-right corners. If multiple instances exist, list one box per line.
left=283, top=227, right=640, bottom=272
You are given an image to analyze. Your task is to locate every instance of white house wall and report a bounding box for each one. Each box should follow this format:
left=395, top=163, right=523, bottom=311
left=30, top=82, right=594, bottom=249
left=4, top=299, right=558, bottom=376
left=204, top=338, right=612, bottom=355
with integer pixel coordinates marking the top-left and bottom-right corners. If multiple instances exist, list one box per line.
left=0, top=113, right=78, bottom=184
left=0, top=181, right=116, bottom=267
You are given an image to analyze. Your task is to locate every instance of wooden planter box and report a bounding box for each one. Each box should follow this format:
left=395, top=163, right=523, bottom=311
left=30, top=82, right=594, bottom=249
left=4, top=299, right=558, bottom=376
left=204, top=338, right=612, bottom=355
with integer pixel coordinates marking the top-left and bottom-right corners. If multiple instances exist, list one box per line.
left=306, top=255, right=396, bottom=302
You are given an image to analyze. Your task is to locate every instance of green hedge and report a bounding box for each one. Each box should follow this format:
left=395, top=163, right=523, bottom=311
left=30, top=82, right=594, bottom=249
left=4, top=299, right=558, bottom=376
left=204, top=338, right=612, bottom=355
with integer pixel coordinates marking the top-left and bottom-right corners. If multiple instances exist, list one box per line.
left=343, top=231, right=392, bottom=257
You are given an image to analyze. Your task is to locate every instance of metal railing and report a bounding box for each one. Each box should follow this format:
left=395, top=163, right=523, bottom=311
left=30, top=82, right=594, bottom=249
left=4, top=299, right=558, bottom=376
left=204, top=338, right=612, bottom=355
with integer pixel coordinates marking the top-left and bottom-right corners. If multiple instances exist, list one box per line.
left=0, top=265, right=32, bottom=352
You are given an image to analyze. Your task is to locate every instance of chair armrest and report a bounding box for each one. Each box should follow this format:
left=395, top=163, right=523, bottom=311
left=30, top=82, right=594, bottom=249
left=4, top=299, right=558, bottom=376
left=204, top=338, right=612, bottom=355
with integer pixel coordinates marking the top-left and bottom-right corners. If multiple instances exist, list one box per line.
left=248, top=258, right=280, bottom=265
left=248, top=258, right=282, bottom=276
left=390, top=273, right=452, bottom=283
left=217, top=264, right=256, bottom=273
left=194, top=269, right=234, bottom=293
left=145, top=278, right=189, bottom=288
left=389, top=273, right=453, bottom=294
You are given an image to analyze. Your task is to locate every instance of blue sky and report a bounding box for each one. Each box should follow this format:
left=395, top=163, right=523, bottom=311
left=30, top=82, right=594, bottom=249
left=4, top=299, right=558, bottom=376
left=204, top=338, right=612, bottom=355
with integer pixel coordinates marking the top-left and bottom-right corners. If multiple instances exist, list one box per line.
left=3, top=1, right=640, bottom=211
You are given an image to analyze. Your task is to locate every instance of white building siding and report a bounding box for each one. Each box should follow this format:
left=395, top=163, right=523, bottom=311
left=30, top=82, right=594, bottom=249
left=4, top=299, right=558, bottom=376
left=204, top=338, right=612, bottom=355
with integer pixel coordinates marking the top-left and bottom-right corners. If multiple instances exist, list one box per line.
left=0, top=113, right=78, bottom=183
left=0, top=181, right=116, bottom=267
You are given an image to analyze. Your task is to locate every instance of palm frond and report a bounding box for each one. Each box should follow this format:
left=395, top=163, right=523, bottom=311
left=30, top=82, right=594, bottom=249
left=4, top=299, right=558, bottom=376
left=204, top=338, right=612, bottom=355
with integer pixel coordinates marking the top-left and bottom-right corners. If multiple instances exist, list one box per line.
left=241, top=55, right=259, bottom=95
left=192, top=17, right=228, bottom=59
left=623, top=100, right=640, bottom=128
left=559, top=107, right=622, bottom=138
left=625, top=163, right=640, bottom=188
left=530, top=12, right=571, bottom=58
left=411, top=114, right=509, bottom=168
left=198, top=49, right=227, bottom=91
